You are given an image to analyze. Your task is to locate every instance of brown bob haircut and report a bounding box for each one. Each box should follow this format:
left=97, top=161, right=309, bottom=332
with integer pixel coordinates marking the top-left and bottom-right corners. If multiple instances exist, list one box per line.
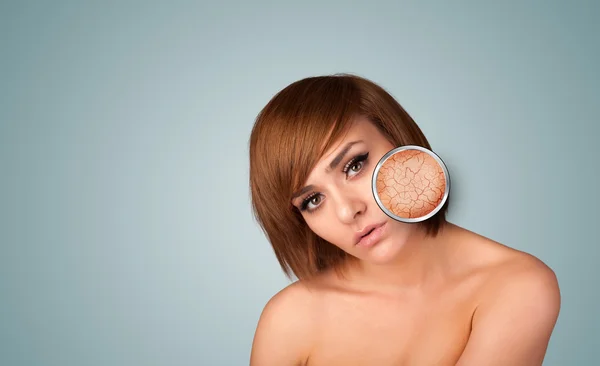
left=248, top=73, right=449, bottom=281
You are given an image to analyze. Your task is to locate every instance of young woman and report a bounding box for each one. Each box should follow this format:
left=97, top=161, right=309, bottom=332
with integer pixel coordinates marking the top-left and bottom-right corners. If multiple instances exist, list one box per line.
left=248, top=74, right=560, bottom=366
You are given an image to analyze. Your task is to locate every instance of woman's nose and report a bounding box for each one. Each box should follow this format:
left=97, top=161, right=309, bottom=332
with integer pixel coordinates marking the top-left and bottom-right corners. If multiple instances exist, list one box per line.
left=334, top=190, right=367, bottom=223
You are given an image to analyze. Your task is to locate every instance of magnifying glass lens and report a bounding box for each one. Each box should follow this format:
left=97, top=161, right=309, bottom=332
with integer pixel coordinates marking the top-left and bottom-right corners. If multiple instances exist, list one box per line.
left=372, top=145, right=450, bottom=223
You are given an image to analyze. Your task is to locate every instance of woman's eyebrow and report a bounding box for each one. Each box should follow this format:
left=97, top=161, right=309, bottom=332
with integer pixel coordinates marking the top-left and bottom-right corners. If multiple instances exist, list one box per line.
left=291, top=185, right=315, bottom=200
left=291, top=140, right=363, bottom=200
left=325, top=140, right=363, bottom=173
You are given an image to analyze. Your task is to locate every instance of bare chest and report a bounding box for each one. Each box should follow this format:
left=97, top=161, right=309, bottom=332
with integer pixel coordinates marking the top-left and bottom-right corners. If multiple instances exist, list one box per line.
left=307, top=291, right=475, bottom=366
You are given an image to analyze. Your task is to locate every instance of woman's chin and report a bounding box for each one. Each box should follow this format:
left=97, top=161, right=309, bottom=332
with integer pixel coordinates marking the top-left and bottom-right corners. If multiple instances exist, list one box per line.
left=360, top=239, right=407, bottom=265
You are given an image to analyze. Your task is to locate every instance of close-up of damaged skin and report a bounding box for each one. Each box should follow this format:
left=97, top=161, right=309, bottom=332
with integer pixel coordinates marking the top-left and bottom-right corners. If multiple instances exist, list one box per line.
left=375, top=148, right=446, bottom=219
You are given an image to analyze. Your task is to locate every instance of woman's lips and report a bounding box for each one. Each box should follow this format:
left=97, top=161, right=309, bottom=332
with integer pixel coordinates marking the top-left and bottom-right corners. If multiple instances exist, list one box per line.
left=356, top=222, right=387, bottom=248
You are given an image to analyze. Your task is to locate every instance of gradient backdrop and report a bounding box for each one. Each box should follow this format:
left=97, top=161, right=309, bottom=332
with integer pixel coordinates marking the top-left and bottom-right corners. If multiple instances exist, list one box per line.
left=1, top=1, right=598, bottom=365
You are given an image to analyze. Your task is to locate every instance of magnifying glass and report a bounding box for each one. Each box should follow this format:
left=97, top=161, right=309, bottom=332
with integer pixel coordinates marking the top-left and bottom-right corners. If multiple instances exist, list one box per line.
left=372, top=145, right=450, bottom=223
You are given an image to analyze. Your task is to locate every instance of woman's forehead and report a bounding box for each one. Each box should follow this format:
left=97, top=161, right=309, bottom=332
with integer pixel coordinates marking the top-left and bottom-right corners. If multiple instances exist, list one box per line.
left=318, top=118, right=375, bottom=159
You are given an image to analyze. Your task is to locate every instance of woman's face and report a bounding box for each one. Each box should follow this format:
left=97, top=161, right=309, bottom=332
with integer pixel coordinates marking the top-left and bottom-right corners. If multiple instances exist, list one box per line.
left=291, top=116, right=420, bottom=264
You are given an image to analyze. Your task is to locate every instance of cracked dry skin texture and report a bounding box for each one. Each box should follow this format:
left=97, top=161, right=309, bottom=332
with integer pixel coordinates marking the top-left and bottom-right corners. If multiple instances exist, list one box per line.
left=375, top=149, right=446, bottom=219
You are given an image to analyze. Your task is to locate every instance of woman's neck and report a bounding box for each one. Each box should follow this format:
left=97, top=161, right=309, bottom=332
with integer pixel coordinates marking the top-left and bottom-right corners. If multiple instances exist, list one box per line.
left=339, top=222, right=461, bottom=296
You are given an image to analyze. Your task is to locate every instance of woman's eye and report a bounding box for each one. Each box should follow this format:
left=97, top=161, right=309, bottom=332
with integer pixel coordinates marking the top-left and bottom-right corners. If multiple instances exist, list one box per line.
left=298, top=152, right=369, bottom=213
left=343, top=152, right=369, bottom=177
left=300, top=194, right=322, bottom=212
left=347, top=161, right=364, bottom=176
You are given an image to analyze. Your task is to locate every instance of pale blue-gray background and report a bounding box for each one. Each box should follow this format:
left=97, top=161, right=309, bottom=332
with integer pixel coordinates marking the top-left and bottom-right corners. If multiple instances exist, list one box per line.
left=1, top=1, right=598, bottom=365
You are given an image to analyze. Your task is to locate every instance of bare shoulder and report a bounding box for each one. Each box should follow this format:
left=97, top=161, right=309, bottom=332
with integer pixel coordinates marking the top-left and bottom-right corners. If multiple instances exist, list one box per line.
left=464, top=229, right=561, bottom=300
left=250, top=279, right=318, bottom=366
left=454, top=227, right=561, bottom=365
left=481, top=244, right=561, bottom=316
